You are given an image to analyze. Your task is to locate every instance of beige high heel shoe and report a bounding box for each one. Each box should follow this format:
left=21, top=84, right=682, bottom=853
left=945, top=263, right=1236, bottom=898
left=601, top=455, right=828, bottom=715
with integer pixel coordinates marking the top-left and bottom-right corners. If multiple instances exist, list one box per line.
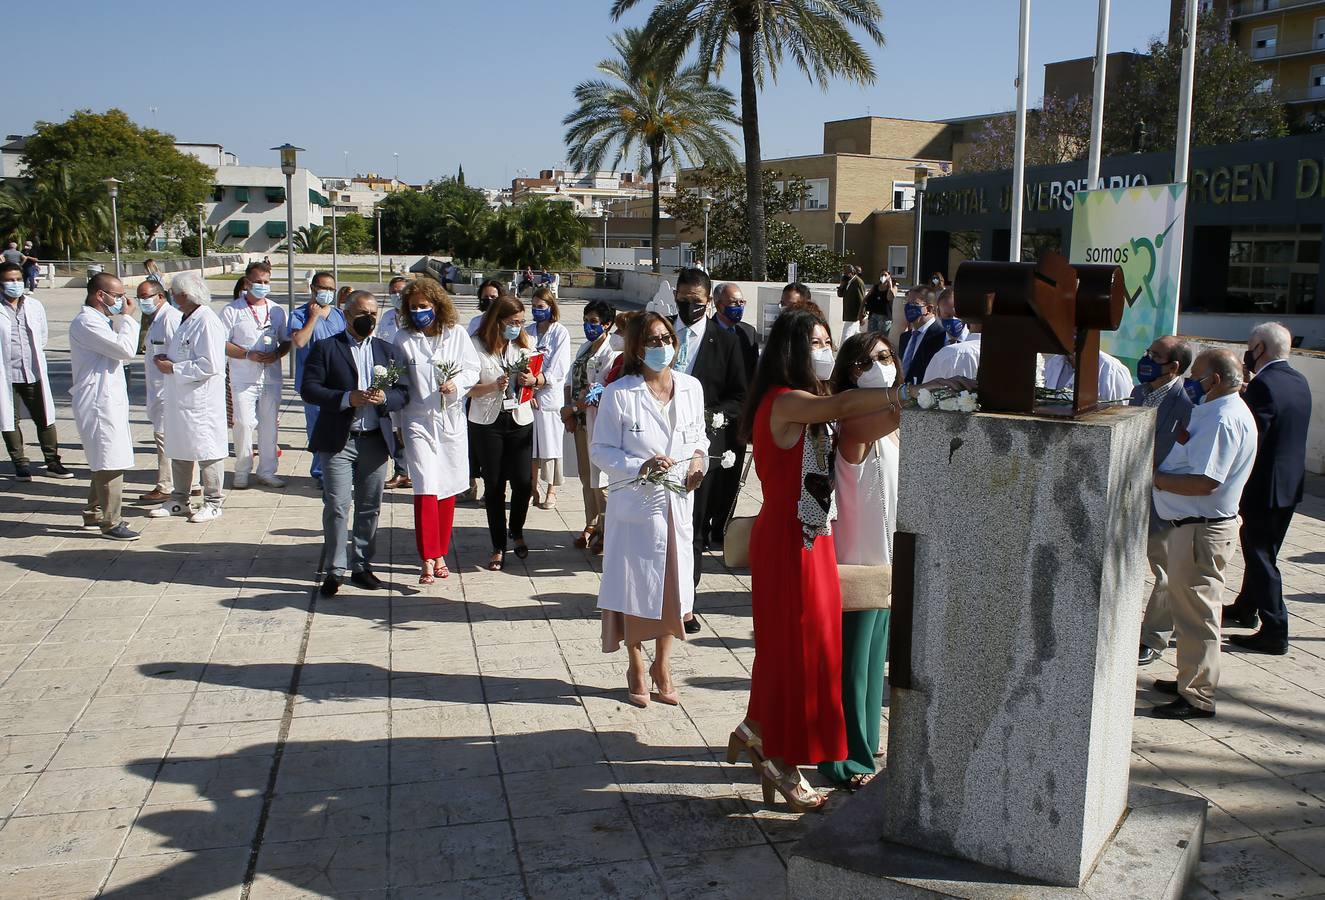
left=649, top=661, right=678, bottom=706
left=760, top=760, right=827, bottom=813
left=725, top=722, right=765, bottom=772
left=626, top=666, right=649, bottom=708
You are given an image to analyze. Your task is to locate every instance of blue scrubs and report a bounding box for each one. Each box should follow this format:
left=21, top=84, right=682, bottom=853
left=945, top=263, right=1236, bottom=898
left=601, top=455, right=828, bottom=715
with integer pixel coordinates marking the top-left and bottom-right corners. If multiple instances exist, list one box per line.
left=289, top=303, right=347, bottom=477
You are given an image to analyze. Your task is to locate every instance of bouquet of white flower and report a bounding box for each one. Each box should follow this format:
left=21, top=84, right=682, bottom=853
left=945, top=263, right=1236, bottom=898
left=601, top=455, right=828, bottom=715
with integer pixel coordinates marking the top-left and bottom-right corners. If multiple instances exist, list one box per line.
left=706, top=411, right=726, bottom=432
left=370, top=362, right=407, bottom=392
left=915, top=387, right=979, bottom=413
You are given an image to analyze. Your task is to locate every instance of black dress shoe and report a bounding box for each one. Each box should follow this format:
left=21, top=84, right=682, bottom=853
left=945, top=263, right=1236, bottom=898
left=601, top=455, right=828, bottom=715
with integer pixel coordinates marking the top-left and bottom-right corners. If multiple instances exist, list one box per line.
left=320, top=574, right=342, bottom=597
left=1139, top=645, right=1161, bottom=666
left=1227, top=632, right=1289, bottom=655
left=1152, top=696, right=1215, bottom=719
left=1152, top=678, right=1179, bottom=695
left=350, top=570, right=384, bottom=590
left=684, top=617, right=701, bottom=635
left=1221, top=607, right=1260, bottom=630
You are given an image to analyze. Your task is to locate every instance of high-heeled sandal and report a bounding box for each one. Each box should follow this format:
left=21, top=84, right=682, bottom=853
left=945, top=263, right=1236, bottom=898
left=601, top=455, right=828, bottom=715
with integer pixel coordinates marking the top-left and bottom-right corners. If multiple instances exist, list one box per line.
left=418, top=560, right=435, bottom=585
left=648, top=661, right=678, bottom=706
left=846, top=772, right=876, bottom=791
left=513, top=541, right=529, bottom=560
left=543, top=491, right=557, bottom=509
left=725, top=722, right=766, bottom=771
left=574, top=526, right=594, bottom=549
left=435, top=559, right=450, bottom=579
left=626, top=667, right=649, bottom=708
left=488, top=551, right=505, bottom=571
left=760, top=760, right=827, bottom=813
left=589, top=532, right=604, bottom=555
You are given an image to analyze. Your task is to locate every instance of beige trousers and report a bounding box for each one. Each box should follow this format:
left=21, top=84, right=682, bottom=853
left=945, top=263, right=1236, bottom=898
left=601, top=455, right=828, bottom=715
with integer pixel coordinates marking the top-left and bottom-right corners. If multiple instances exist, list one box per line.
left=153, top=431, right=173, bottom=493
left=1168, top=519, right=1239, bottom=711
left=85, top=471, right=124, bottom=530
left=1140, top=528, right=1174, bottom=652
left=573, top=427, right=607, bottom=532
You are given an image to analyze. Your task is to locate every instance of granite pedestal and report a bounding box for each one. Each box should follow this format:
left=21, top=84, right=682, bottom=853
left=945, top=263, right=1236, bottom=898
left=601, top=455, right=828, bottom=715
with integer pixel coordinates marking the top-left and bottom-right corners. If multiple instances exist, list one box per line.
left=789, top=406, right=1206, bottom=897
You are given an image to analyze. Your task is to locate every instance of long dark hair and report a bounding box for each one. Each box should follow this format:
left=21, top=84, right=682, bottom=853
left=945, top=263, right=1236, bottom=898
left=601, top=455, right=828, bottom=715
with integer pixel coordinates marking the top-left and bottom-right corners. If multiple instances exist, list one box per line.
left=829, top=331, right=895, bottom=395
left=477, top=294, right=530, bottom=354
left=739, top=308, right=829, bottom=443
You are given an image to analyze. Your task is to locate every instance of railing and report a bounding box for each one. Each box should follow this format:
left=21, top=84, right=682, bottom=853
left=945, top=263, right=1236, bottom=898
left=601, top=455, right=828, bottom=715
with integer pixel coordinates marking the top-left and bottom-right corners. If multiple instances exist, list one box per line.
left=1250, top=37, right=1325, bottom=59
left=1232, top=0, right=1325, bottom=17
left=44, top=254, right=244, bottom=279
left=1279, top=83, right=1325, bottom=101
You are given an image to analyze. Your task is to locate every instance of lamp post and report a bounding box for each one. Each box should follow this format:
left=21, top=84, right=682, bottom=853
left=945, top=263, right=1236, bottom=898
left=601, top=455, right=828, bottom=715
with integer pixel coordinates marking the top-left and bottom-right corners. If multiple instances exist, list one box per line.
left=701, top=194, right=712, bottom=271
left=196, top=203, right=206, bottom=273
left=601, top=199, right=612, bottom=272
left=394, top=152, right=399, bottom=183
left=272, top=144, right=304, bottom=368
left=836, top=210, right=851, bottom=260
left=330, top=199, right=338, bottom=283
left=374, top=206, right=382, bottom=284
left=909, top=164, right=931, bottom=284
left=104, top=178, right=122, bottom=278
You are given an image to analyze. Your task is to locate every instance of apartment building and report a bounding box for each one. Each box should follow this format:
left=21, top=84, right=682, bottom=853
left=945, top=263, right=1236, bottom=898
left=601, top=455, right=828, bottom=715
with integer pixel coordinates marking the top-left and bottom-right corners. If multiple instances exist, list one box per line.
left=511, top=169, right=675, bottom=214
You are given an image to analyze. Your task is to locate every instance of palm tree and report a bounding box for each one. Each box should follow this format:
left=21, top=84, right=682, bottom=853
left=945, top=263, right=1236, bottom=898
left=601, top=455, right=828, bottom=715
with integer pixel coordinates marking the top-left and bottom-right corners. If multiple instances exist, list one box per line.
left=281, top=225, right=333, bottom=254
left=0, top=171, right=109, bottom=256
left=611, top=0, right=885, bottom=280
left=488, top=199, right=588, bottom=270
left=563, top=27, right=739, bottom=272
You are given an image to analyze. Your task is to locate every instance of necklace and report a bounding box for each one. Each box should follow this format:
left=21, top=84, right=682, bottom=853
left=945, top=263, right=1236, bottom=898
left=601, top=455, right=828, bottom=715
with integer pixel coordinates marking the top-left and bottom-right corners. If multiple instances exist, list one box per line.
left=645, top=374, right=673, bottom=404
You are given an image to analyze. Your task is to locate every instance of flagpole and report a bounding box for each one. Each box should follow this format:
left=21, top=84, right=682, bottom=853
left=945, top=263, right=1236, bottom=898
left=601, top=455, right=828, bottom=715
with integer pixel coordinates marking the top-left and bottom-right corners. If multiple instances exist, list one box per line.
left=1009, top=0, right=1032, bottom=262
left=1173, top=0, right=1199, bottom=183
left=1087, top=0, right=1111, bottom=190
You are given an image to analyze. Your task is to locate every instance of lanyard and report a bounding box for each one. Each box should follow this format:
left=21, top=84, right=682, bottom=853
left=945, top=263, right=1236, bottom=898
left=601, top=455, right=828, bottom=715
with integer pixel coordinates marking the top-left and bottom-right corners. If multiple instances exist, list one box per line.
left=246, top=301, right=271, bottom=331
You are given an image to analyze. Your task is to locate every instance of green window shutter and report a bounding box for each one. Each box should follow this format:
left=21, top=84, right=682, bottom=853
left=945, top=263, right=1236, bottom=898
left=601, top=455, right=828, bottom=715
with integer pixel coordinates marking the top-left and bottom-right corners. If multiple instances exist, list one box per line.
left=235, top=187, right=250, bottom=202
left=226, top=220, right=251, bottom=237
left=265, top=221, right=287, bottom=238
left=211, top=186, right=224, bottom=202
left=265, top=187, right=286, bottom=202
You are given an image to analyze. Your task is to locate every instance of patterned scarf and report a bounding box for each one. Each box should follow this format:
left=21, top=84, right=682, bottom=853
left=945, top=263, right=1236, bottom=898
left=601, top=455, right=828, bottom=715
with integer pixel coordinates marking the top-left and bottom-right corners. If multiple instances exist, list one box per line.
left=797, top=424, right=837, bottom=550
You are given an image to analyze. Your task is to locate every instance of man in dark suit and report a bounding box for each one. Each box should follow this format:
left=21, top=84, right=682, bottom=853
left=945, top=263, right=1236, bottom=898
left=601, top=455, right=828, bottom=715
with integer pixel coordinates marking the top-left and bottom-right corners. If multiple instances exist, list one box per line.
left=897, top=287, right=945, bottom=384
left=1223, top=323, right=1312, bottom=654
left=1132, top=336, right=1196, bottom=666
left=704, top=282, right=758, bottom=548
left=672, top=268, right=748, bottom=631
left=301, top=290, right=409, bottom=596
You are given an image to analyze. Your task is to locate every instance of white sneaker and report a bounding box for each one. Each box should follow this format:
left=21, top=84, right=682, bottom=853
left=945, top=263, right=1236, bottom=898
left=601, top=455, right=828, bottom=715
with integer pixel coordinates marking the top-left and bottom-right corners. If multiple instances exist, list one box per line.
left=148, top=501, right=190, bottom=519
left=255, top=474, right=286, bottom=489
left=233, top=474, right=250, bottom=490
left=189, top=504, right=223, bottom=524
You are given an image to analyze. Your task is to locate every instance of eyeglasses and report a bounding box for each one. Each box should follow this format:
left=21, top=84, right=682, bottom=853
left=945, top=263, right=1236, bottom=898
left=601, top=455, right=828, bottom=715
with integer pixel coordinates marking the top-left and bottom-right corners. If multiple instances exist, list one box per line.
left=643, top=334, right=675, bottom=347
left=854, top=352, right=893, bottom=368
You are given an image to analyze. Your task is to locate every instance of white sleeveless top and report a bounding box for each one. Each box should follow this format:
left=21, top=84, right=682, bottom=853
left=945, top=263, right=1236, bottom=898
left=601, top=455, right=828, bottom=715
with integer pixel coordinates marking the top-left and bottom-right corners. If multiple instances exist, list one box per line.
left=833, top=436, right=899, bottom=566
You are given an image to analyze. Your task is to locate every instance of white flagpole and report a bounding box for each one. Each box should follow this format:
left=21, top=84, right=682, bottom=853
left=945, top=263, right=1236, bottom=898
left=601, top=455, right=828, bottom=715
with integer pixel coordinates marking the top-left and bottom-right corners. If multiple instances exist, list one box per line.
left=1087, top=0, right=1111, bottom=190
left=1173, top=0, right=1199, bottom=183
left=1009, top=0, right=1032, bottom=262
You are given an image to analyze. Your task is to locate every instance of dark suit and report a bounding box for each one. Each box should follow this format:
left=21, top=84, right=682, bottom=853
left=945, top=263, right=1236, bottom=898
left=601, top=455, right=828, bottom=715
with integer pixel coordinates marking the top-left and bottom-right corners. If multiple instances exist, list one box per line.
left=301, top=331, right=409, bottom=577
left=677, top=315, right=748, bottom=585
left=899, top=319, right=946, bottom=385
left=1228, top=361, right=1312, bottom=644
left=705, top=318, right=758, bottom=542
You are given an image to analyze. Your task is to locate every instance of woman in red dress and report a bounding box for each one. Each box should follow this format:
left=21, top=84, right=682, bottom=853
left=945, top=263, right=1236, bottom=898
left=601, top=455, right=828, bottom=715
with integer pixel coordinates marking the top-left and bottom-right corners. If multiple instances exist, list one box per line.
left=729, top=308, right=910, bottom=812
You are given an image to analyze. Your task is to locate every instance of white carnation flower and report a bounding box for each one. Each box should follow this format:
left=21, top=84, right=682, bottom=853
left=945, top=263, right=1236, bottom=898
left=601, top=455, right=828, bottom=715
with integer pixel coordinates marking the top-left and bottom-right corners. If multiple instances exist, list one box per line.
left=957, top=392, right=979, bottom=413
left=938, top=396, right=960, bottom=412
left=372, top=364, right=387, bottom=378
left=917, top=388, right=936, bottom=410
left=720, top=450, right=737, bottom=469
left=710, top=412, right=726, bottom=430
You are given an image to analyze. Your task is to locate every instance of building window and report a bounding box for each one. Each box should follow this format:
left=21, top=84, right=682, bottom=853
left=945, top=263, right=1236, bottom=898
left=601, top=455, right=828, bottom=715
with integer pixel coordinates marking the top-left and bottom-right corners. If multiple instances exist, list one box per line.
left=888, top=245, right=908, bottom=280
left=893, top=181, right=916, bottom=211
left=1254, top=77, right=1274, bottom=94
left=803, top=178, right=829, bottom=210
left=1251, top=25, right=1277, bottom=59
left=211, top=186, right=224, bottom=202
left=1312, top=64, right=1325, bottom=98
left=1316, top=16, right=1325, bottom=50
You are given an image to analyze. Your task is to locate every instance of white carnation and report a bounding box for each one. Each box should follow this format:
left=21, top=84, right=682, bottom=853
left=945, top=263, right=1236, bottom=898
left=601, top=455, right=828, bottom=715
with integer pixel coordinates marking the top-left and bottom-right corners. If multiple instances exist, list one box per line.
left=917, top=389, right=936, bottom=410
left=957, top=392, right=979, bottom=413
left=720, top=450, right=737, bottom=469
left=938, top=396, right=960, bottom=412
left=372, top=364, right=387, bottom=378
left=710, top=412, right=726, bottom=430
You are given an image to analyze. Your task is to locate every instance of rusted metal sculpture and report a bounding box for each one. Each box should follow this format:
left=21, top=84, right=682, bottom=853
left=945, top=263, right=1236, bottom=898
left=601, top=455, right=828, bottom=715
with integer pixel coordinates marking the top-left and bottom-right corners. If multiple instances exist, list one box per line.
left=954, top=252, right=1125, bottom=416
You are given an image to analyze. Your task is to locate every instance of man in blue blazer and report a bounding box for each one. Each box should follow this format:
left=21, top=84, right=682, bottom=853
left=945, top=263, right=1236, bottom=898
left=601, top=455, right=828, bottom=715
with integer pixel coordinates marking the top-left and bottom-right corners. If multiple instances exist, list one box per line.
left=1223, top=323, right=1312, bottom=654
left=898, top=288, right=946, bottom=385
left=301, top=290, right=409, bottom=596
left=1132, top=336, right=1195, bottom=666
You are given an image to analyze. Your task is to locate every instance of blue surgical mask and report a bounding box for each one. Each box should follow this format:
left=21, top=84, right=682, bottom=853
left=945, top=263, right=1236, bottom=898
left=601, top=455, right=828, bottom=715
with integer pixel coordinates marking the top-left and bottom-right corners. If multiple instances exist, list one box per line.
left=389, top=292, right=401, bottom=309
left=140, top=296, right=159, bottom=316
left=1183, top=376, right=1208, bottom=405
left=644, top=344, right=675, bottom=372
left=723, top=304, right=746, bottom=323
left=1136, top=354, right=1163, bottom=384
left=583, top=322, right=604, bottom=341
left=941, top=317, right=963, bottom=340
left=904, top=303, right=924, bottom=324
left=2, top=281, right=23, bottom=299
left=314, top=289, right=335, bottom=306
left=104, top=292, right=125, bottom=315
left=411, top=308, right=436, bottom=330
left=503, top=324, right=523, bottom=341
left=248, top=283, right=271, bottom=300
left=532, top=306, right=551, bottom=323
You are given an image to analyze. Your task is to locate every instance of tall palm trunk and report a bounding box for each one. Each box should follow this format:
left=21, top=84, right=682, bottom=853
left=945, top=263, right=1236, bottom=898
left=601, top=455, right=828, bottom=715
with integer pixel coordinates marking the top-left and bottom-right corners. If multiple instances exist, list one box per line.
left=650, top=143, right=663, bottom=274
left=737, top=26, right=766, bottom=281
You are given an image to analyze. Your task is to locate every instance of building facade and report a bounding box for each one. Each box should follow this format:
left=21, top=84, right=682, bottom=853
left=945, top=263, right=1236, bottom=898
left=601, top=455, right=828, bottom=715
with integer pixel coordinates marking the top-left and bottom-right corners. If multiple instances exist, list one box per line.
left=206, top=165, right=328, bottom=253
left=511, top=169, right=674, bottom=214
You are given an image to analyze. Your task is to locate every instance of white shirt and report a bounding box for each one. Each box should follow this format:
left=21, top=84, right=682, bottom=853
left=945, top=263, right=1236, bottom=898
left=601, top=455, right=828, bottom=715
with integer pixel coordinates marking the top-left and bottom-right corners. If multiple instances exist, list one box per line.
left=923, top=332, right=981, bottom=382
left=0, top=296, right=36, bottom=383
left=376, top=307, right=402, bottom=344
left=342, top=334, right=381, bottom=433
left=673, top=314, right=706, bottom=375
left=221, top=297, right=287, bottom=388
left=1043, top=351, right=1134, bottom=402
left=1153, top=392, right=1257, bottom=521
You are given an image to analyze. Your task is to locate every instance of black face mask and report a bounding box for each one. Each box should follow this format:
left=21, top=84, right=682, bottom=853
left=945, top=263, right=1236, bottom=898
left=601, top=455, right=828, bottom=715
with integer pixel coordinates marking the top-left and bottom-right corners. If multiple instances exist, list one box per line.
left=352, top=313, right=376, bottom=338
left=676, top=299, right=707, bottom=326
left=478, top=295, right=493, bottom=313
left=1243, top=347, right=1261, bottom=373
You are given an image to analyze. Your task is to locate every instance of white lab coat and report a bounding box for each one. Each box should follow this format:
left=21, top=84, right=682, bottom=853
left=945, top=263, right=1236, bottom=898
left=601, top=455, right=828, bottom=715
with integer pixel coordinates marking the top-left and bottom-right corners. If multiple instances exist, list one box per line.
left=528, top=321, right=571, bottom=460
left=1043, top=351, right=1135, bottom=402
left=163, top=305, right=229, bottom=462
left=376, top=307, right=402, bottom=344
left=221, top=298, right=287, bottom=389
left=68, top=306, right=141, bottom=472
left=0, top=294, right=56, bottom=426
left=143, top=304, right=183, bottom=430
left=0, top=317, right=11, bottom=432
left=591, top=372, right=708, bottom=620
left=393, top=325, right=482, bottom=498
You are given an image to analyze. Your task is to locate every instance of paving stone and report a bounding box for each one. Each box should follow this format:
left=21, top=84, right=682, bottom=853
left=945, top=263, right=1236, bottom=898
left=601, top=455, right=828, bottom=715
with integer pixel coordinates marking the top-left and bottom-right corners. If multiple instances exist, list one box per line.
left=0, top=859, right=116, bottom=898
left=102, top=845, right=249, bottom=898
left=512, top=806, right=647, bottom=873
left=14, top=763, right=156, bottom=816
left=121, top=797, right=264, bottom=856
left=388, top=821, right=519, bottom=886
left=47, top=726, right=176, bottom=771
left=0, top=807, right=139, bottom=866
left=263, top=786, right=389, bottom=844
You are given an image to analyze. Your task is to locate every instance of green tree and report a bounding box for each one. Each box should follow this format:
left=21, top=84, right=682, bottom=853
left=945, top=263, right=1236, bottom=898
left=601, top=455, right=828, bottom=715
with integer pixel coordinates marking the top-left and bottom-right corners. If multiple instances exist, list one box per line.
left=21, top=109, right=215, bottom=243
left=278, top=225, right=334, bottom=254
left=613, top=0, right=885, bottom=280
left=957, top=92, right=1093, bottom=174
left=564, top=27, right=739, bottom=273
left=379, top=189, right=438, bottom=253
left=333, top=213, right=373, bottom=253
left=0, top=170, right=110, bottom=256
left=442, top=190, right=495, bottom=264
left=488, top=198, right=588, bottom=269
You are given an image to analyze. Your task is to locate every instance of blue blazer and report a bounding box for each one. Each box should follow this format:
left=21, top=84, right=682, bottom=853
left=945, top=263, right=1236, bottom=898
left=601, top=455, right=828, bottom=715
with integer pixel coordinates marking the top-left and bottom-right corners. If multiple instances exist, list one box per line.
left=900, top=319, right=947, bottom=385
left=299, top=331, right=409, bottom=455
left=1241, top=361, right=1312, bottom=511
left=1130, top=381, right=1194, bottom=531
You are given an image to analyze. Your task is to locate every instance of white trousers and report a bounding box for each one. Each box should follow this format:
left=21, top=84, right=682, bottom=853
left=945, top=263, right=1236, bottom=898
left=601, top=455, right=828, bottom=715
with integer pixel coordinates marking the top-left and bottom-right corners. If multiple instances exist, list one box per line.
left=232, top=380, right=281, bottom=479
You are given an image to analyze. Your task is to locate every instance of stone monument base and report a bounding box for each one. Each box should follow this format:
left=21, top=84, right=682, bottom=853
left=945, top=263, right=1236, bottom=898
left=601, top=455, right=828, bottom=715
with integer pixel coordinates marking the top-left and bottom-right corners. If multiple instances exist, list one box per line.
left=788, top=776, right=1206, bottom=899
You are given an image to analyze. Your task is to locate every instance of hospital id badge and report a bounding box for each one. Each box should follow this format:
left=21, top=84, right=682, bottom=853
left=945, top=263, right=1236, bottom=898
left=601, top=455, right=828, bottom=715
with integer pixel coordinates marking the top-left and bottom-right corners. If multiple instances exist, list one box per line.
left=683, top=424, right=703, bottom=443
left=502, top=398, right=519, bottom=411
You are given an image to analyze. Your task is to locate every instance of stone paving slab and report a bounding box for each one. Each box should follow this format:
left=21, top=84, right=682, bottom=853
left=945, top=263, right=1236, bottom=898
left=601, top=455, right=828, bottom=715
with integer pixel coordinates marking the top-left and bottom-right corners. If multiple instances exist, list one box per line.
left=0, top=289, right=1323, bottom=898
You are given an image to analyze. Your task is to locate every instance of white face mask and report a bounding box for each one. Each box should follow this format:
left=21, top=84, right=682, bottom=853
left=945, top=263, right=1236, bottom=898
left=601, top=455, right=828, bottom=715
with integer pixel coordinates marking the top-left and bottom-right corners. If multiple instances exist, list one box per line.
left=608, top=333, right=625, bottom=352
left=811, top=346, right=835, bottom=380
left=857, top=360, right=897, bottom=389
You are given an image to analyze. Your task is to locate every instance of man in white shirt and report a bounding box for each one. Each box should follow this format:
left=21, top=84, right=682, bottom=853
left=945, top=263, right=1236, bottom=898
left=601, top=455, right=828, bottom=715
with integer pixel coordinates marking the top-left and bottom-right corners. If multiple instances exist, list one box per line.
left=1149, top=348, right=1258, bottom=720
left=136, top=279, right=183, bottom=503
left=222, top=261, right=290, bottom=489
left=1042, top=349, right=1134, bottom=402
left=922, top=320, right=982, bottom=382
left=0, top=262, right=71, bottom=480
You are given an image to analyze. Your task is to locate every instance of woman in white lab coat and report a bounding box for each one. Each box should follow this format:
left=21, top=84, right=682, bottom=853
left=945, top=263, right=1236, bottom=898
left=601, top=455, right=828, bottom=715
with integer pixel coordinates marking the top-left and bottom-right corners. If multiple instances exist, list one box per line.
left=591, top=311, right=708, bottom=708
left=527, top=286, right=570, bottom=509
left=156, top=271, right=229, bottom=524
left=393, top=279, right=481, bottom=583
left=68, top=276, right=141, bottom=538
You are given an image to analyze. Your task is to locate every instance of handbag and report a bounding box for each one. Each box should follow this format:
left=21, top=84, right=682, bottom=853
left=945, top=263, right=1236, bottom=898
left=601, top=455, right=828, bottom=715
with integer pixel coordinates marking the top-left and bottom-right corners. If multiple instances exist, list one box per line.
left=722, top=452, right=757, bottom=569
left=837, top=563, right=892, bottom=611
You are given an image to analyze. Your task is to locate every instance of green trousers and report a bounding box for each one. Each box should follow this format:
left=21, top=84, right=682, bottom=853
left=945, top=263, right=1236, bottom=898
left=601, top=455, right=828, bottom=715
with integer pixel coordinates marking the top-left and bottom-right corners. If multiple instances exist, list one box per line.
left=3, top=382, right=60, bottom=466
left=818, top=608, right=890, bottom=784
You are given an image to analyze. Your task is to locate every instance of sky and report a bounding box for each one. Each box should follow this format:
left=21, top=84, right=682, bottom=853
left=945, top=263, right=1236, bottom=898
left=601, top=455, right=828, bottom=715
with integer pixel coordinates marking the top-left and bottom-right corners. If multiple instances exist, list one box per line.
left=13, top=0, right=1169, bottom=189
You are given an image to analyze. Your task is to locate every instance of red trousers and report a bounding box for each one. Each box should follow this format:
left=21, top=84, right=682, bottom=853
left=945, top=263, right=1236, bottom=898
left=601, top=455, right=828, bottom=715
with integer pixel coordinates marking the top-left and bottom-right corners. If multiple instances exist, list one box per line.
left=413, top=495, right=456, bottom=560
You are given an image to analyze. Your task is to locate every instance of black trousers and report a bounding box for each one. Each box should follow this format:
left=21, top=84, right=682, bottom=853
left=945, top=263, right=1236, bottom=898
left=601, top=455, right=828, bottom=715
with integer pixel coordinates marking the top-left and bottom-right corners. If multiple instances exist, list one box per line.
left=705, top=441, right=747, bottom=541
left=691, top=464, right=722, bottom=587
left=1229, top=505, right=1297, bottom=643
left=471, top=411, right=533, bottom=550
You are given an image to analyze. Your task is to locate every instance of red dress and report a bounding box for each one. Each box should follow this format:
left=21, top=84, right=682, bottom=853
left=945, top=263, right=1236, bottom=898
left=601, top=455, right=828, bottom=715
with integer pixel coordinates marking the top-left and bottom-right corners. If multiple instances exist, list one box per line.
left=747, top=387, right=846, bottom=766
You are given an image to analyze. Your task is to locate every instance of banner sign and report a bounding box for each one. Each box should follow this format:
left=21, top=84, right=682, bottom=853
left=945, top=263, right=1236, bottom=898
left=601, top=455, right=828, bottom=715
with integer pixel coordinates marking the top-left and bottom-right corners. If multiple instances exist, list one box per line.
left=1068, top=184, right=1187, bottom=375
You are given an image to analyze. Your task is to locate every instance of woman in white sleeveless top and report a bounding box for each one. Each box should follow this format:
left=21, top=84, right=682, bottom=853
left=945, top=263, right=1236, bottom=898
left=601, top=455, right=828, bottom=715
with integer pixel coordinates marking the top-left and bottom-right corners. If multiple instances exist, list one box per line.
left=820, top=331, right=901, bottom=789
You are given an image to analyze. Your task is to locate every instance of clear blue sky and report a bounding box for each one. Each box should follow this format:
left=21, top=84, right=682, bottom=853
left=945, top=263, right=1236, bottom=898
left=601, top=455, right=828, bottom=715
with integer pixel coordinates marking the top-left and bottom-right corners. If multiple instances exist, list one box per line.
left=13, top=0, right=1168, bottom=188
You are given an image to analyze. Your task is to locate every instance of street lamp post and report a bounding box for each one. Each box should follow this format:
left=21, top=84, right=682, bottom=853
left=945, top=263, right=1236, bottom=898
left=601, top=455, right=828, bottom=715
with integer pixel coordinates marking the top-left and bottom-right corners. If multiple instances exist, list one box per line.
left=374, top=206, right=382, bottom=284
left=909, top=164, right=931, bottom=284
left=330, top=198, right=339, bottom=283
left=272, top=143, right=304, bottom=376
left=196, top=203, right=206, bottom=273
left=702, top=195, right=712, bottom=271
left=837, top=210, right=850, bottom=258
left=104, top=178, right=122, bottom=278
left=394, top=152, right=399, bottom=183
